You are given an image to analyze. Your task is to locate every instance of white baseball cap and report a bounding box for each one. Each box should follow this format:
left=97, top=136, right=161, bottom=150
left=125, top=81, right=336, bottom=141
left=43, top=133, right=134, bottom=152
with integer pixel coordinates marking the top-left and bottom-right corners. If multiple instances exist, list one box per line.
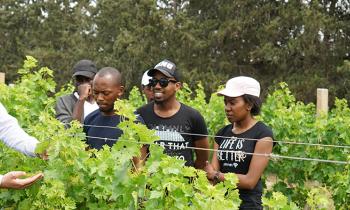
left=217, top=76, right=260, bottom=97
left=141, top=70, right=152, bottom=86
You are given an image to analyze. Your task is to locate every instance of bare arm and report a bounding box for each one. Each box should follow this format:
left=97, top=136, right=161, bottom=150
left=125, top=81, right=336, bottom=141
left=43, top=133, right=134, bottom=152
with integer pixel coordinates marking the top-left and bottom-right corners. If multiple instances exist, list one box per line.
left=72, top=84, right=91, bottom=123
left=236, top=137, right=273, bottom=189
left=205, top=142, right=221, bottom=179
left=133, top=145, right=149, bottom=169
left=211, top=142, right=220, bottom=170
left=206, top=137, right=273, bottom=189
left=71, top=99, right=85, bottom=123
left=194, top=137, right=209, bottom=169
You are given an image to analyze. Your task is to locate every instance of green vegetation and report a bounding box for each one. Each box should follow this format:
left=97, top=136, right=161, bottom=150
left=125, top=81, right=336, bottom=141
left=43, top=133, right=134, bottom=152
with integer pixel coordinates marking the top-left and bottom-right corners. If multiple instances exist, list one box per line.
left=0, top=56, right=349, bottom=209
left=0, top=57, right=241, bottom=209
left=0, top=0, right=349, bottom=103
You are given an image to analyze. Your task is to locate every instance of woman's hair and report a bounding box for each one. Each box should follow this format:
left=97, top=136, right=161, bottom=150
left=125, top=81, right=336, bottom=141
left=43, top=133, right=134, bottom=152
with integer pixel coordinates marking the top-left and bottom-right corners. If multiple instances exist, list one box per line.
left=242, top=94, right=262, bottom=116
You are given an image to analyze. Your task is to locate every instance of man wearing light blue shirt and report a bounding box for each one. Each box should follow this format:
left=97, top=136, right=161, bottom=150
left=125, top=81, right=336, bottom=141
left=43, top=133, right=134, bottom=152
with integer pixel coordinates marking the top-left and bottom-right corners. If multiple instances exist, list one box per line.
left=0, top=102, right=43, bottom=189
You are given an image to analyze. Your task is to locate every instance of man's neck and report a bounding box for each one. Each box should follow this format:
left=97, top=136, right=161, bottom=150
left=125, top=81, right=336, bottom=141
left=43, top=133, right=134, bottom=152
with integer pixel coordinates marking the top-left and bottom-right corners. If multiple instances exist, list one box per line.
left=154, top=98, right=181, bottom=118
left=101, top=110, right=116, bottom=116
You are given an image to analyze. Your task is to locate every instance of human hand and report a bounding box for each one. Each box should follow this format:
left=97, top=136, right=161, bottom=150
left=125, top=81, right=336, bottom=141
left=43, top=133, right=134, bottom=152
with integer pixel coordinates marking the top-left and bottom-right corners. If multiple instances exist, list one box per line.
left=38, top=150, right=48, bottom=160
left=204, top=161, right=217, bottom=180
left=78, top=83, right=91, bottom=100
left=0, top=171, right=44, bottom=189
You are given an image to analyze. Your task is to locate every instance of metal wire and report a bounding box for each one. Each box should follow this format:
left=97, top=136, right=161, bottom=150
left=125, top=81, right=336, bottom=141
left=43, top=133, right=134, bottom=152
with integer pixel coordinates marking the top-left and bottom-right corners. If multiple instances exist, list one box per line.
left=81, top=134, right=350, bottom=165
left=81, top=123, right=350, bottom=149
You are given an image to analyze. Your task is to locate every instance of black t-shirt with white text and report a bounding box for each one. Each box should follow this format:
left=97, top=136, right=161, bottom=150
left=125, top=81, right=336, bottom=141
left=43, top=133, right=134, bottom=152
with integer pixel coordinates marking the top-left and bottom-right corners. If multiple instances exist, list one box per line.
left=137, top=102, right=208, bottom=167
left=215, top=121, right=273, bottom=209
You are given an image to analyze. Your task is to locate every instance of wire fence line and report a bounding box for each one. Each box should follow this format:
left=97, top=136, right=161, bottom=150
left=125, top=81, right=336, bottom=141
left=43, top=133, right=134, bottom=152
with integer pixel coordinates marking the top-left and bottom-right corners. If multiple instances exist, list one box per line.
left=80, top=123, right=350, bottom=149
left=68, top=133, right=349, bottom=165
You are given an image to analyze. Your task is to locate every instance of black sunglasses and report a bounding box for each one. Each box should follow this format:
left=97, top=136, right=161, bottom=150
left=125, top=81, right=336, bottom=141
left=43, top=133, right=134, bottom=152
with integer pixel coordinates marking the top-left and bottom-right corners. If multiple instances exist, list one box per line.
left=149, top=78, right=177, bottom=87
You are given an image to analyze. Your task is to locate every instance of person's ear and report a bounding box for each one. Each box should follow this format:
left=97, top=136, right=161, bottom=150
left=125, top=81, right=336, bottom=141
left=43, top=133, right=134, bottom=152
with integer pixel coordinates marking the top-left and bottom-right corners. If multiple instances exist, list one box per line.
left=246, top=103, right=253, bottom=111
left=118, top=86, right=125, bottom=97
left=174, top=82, right=182, bottom=91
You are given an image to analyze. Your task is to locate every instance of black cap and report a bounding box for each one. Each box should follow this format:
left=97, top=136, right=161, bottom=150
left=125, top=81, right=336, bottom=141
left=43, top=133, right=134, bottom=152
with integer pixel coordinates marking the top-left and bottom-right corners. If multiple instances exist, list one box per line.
left=72, top=60, right=98, bottom=79
left=148, top=59, right=180, bottom=81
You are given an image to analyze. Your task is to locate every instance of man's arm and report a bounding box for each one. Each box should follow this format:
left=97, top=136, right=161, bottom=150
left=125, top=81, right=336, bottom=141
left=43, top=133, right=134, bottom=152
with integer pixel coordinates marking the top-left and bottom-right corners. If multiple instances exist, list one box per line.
left=55, top=96, right=74, bottom=124
left=192, top=111, right=209, bottom=170
left=193, top=137, right=209, bottom=169
left=0, top=103, right=38, bottom=157
left=71, top=84, right=91, bottom=123
left=71, top=98, right=85, bottom=123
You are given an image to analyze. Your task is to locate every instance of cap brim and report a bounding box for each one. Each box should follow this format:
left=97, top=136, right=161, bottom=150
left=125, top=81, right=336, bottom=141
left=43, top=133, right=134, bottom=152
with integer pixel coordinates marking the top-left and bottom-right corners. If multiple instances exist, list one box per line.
left=217, top=88, right=244, bottom=97
left=72, top=71, right=95, bottom=79
left=148, top=67, right=173, bottom=78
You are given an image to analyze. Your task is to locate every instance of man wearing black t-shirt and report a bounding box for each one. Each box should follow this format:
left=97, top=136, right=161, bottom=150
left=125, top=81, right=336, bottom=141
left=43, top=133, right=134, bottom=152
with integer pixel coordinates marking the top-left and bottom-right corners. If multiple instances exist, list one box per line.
left=137, top=59, right=209, bottom=169
left=83, top=67, right=126, bottom=150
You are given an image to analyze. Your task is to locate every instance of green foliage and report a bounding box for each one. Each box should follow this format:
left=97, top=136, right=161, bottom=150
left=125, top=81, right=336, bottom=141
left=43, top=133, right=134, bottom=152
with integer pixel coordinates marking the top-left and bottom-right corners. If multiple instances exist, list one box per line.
left=305, top=187, right=335, bottom=210
left=327, top=155, right=350, bottom=208
left=261, top=83, right=349, bottom=209
left=127, top=86, right=146, bottom=109
left=0, top=57, right=241, bottom=209
left=0, top=56, right=56, bottom=126
left=262, top=192, right=299, bottom=210
left=2, top=57, right=350, bottom=209
left=0, top=0, right=349, bottom=103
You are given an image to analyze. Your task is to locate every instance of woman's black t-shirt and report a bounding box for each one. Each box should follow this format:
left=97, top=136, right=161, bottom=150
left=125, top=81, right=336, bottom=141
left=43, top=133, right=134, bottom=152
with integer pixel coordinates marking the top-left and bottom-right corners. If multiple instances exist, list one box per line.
left=215, top=121, right=273, bottom=209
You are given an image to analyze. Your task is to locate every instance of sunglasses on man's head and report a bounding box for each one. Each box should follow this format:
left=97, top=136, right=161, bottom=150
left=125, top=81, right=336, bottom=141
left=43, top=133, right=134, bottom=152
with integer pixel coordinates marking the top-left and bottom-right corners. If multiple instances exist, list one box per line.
left=149, top=78, right=177, bottom=87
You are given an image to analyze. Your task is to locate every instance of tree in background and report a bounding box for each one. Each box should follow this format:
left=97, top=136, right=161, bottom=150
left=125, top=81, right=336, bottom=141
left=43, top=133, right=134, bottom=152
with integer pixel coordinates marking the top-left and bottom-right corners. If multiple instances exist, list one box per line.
left=0, top=0, right=349, bottom=103
left=0, top=0, right=95, bottom=86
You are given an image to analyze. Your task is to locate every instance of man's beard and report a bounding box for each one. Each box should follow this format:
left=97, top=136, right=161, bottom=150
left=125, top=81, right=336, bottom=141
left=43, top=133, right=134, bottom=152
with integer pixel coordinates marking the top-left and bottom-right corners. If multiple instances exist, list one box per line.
left=154, top=99, right=163, bottom=104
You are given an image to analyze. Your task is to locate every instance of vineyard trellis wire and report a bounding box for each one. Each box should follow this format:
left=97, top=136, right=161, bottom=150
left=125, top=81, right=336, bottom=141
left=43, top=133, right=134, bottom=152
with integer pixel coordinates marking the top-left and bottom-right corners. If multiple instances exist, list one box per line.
left=55, top=124, right=350, bottom=165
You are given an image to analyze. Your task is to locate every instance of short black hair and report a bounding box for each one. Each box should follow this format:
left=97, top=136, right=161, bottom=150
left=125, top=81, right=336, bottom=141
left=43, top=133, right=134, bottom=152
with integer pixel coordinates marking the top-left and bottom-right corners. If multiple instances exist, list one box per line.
left=96, top=67, right=123, bottom=86
left=242, top=94, right=262, bottom=116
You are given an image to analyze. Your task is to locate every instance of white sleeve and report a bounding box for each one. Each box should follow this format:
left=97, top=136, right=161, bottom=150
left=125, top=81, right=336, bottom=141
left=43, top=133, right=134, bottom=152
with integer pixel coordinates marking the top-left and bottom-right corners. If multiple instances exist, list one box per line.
left=0, top=103, right=38, bottom=157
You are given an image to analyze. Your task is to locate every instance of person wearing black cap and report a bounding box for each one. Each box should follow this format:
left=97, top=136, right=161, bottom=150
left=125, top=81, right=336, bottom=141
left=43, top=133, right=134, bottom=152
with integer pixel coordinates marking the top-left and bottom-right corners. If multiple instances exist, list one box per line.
left=137, top=59, right=209, bottom=169
left=55, top=59, right=99, bottom=124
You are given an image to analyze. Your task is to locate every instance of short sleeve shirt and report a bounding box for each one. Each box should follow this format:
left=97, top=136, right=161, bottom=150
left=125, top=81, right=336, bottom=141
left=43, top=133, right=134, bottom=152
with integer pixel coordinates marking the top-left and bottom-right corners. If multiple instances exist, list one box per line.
left=137, top=102, right=208, bottom=167
left=215, top=121, right=273, bottom=209
left=83, top=109, right=144, bottom=150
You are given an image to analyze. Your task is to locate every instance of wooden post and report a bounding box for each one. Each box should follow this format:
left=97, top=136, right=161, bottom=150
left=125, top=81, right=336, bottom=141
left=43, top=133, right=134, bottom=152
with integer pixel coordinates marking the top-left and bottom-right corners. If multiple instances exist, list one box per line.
left=317, top=88, right=328, bottom=116
left=0, top=72, right=5, bottom=84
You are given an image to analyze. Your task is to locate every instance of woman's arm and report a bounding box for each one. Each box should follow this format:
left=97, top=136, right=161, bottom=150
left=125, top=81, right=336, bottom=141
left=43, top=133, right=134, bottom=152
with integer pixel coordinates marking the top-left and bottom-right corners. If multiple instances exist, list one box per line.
left=206, top=137, right=273, bottom=188
left=211, top=142, right=220, bottom=171
left=236, top=137, right=273, bottom=189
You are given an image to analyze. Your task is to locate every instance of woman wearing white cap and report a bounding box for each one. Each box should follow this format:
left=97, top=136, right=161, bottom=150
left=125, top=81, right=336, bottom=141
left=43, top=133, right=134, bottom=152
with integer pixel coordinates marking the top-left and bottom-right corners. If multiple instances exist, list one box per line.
left=205, top=76, right=274, bottom=209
